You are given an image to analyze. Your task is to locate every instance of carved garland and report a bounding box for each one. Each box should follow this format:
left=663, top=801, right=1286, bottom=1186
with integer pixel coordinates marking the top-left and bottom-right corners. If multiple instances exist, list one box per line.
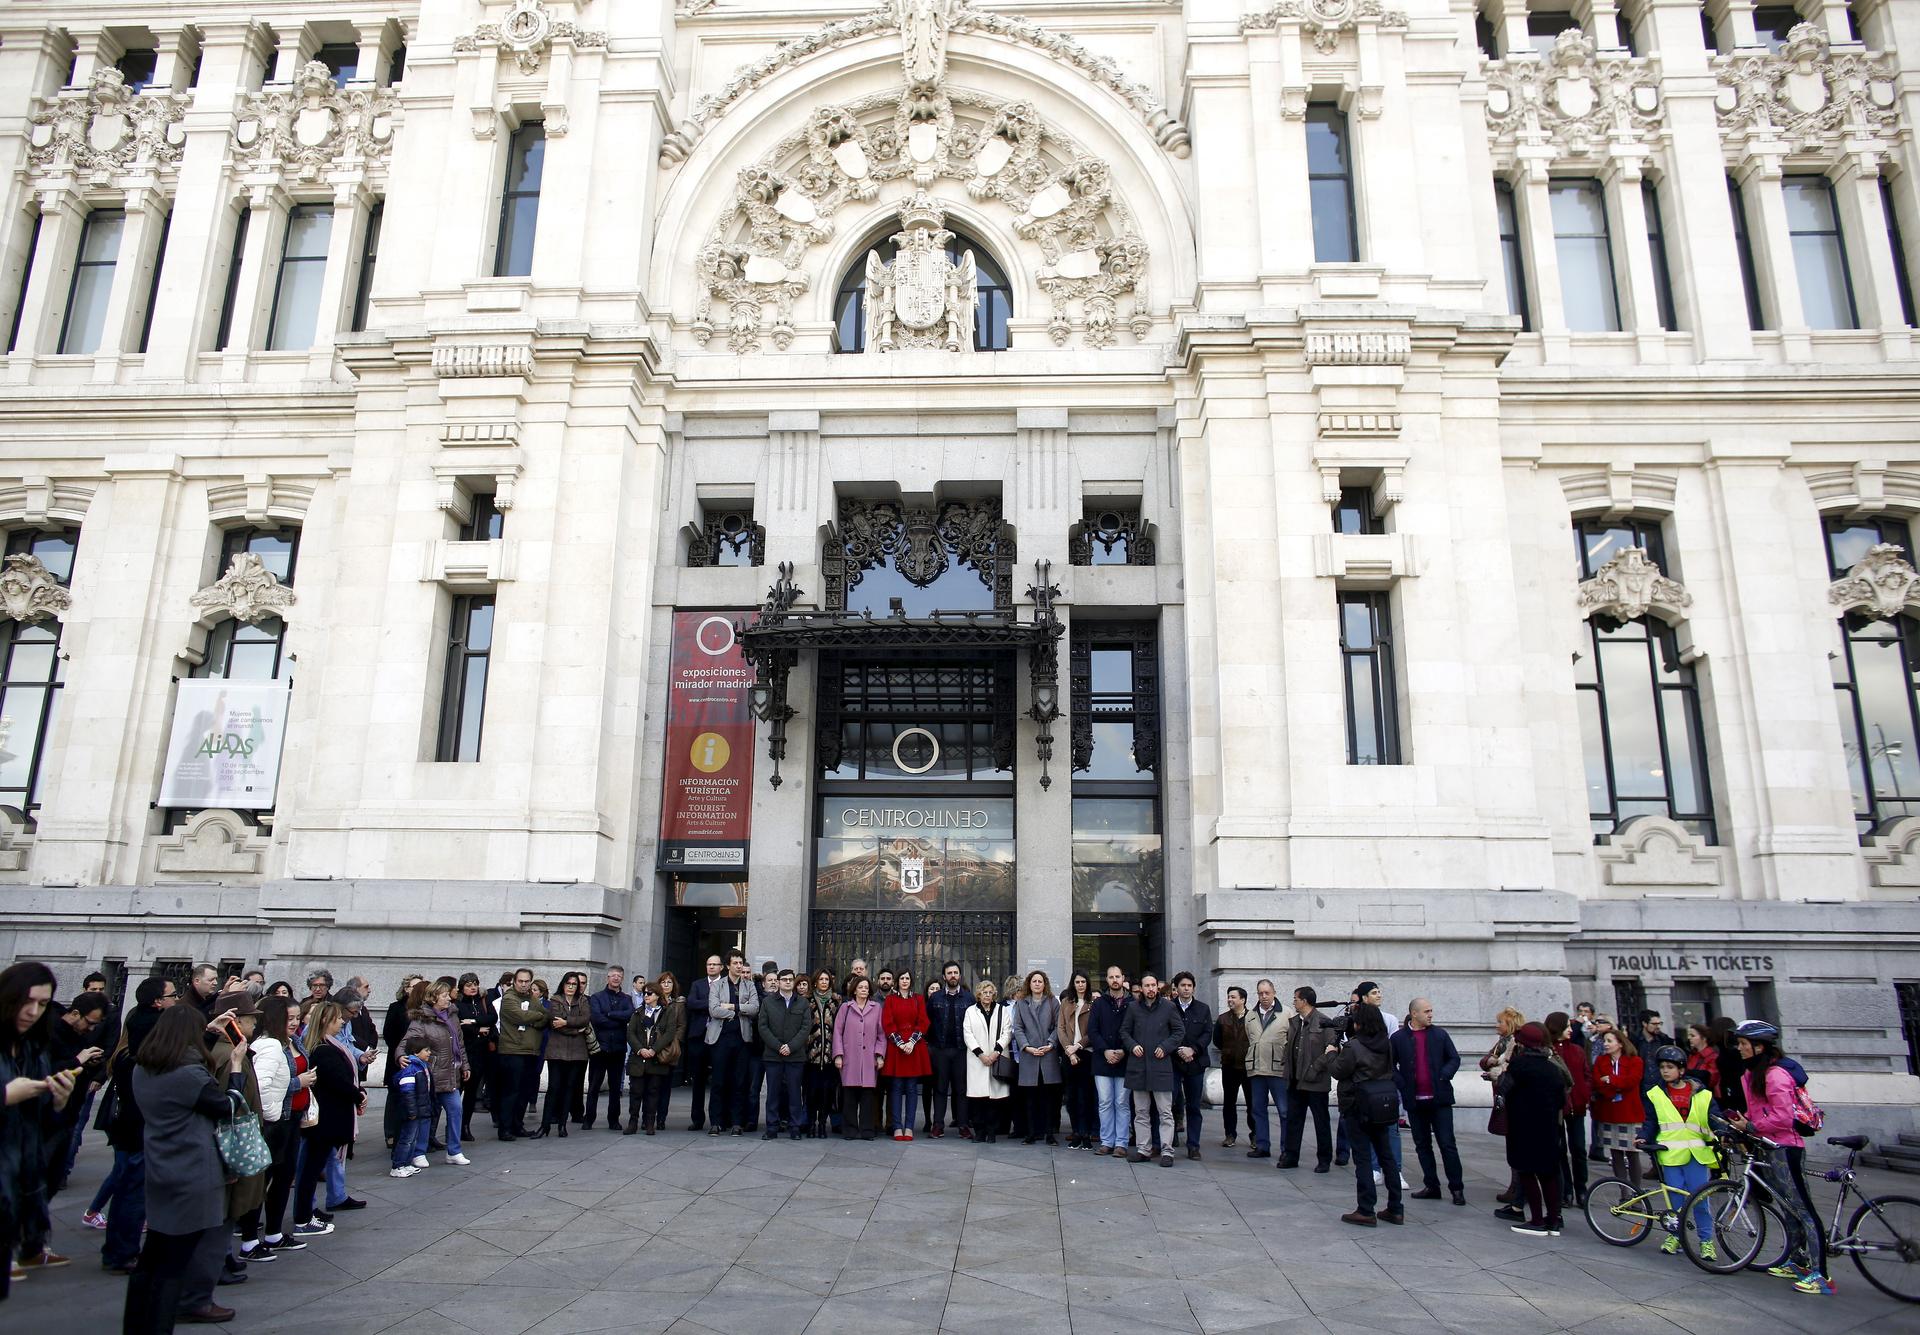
left=190, top=553, right=297, bottom=625
left=26, top=68, right=189, bottom=184
left=658, top=1, right=1189, bottom=166
left=1714, top=23, right=1900, bottom=155
left=230, top=61, right=396, bottom=184
left=1240, top=0, right=1409, bottom=54
left=696, top=90, right=1149, bottom=352
left=452, top=0, right=607, bottom=75
left=1576, top=548, right=1692, bottom=625
left=1483, top=29, right=1664, bottom=167
left=1829, top=544, right=1920, bottom=622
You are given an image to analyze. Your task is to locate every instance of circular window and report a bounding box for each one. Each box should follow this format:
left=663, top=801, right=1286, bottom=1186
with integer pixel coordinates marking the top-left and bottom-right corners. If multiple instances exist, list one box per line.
left=891, top=726, right=942, bottom=775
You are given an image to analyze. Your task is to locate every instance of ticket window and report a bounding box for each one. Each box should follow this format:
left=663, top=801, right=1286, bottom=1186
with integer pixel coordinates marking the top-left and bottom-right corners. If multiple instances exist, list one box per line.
left=1670, top=980, right=1719, bottom=1036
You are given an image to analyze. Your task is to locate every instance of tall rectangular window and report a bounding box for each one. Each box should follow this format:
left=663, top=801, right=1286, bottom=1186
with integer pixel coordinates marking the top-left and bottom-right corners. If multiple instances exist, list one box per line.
left=215, top=209, right=251, bottom=351
left=1825, top=516, right=1920, bottom=836
left=267, top=204, right=333, bottom=351
left=1882, top=177, right=1917, bottom=328
left=1527, top=11, right=1582, bottom=55
left=195, top=527, right=299, bottom=681
left=115, top=48, right=158, bottom=92
left=494, top=124, right=545, bottom=278
left=1753, top=5, right=1803, bottom=52
left=1643, top=181, right=1678, bottom=330
left=1494, top=181, right=1531, bottom=330
left=1729, top=176, right=1767, bottom=330
left=315, top=43, right=359, bottom=87
left=1784, top=174, right=1858, bottom=329
left=437, top=595, right=495, bottom=762
left=7, top=213, right=41, bottom=353
left=350, top=201, right=382, bottom=332
left=1338, top=592, right=1400, bottom=765
left=1333, top=487, right=1380, bottom=535
left=0, top=528, right=77, bottom=813
left=58, top=209, right=125, bottom=355
left=138, top=210, right=171, bottom=353
left=1305, top=105, right=1357, bottom=264
left=1549, top=180, right=1621, bottom=332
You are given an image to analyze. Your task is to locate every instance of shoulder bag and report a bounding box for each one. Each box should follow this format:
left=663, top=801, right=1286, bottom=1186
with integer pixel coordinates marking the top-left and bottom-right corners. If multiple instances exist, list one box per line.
left=216, top=1089, right=273, bottom=1177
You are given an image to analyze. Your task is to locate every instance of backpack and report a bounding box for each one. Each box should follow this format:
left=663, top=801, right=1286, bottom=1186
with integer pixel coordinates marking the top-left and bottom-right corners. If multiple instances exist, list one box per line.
left=1358, top=1076, right=1400, bottom=1126
left=1789, top=1080, right=1824, bottom=1136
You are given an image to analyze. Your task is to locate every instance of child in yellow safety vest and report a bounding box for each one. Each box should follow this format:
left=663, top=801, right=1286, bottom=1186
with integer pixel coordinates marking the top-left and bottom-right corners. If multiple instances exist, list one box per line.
left=1635, top=1044, right=1722, bottom=1260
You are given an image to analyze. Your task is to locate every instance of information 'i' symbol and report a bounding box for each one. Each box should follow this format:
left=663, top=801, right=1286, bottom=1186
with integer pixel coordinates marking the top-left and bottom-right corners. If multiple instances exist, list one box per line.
left=691, top=731, right=731, bottom=773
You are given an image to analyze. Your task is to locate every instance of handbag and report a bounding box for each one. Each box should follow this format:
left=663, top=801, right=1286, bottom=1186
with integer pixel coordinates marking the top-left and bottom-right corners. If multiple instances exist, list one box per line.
left=1487, top=1094, right=1508, bottom=1136
left=216, top=1090, right=273, bottom=1177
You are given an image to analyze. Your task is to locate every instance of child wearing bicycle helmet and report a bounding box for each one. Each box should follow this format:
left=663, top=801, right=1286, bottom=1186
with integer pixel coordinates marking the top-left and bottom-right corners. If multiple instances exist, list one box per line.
left=1730, top=1020, right=1833, bottom=1296
left=1636, top=1046, right=1721, bottom=1261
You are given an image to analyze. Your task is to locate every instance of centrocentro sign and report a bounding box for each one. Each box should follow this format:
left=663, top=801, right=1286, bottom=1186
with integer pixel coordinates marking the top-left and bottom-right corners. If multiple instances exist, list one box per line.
left=157, top=679, right=292, bottom=810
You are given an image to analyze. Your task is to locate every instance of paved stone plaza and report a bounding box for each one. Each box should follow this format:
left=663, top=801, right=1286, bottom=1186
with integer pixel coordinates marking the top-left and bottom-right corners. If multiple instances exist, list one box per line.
left=11, top=1091, right=1916, bottom=1334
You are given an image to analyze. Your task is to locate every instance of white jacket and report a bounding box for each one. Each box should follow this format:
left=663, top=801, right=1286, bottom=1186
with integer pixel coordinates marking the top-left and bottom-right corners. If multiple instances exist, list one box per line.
left=252, top=1035, right=291, bottom=1122
left=961, top=1003, right=1011, bottom=1101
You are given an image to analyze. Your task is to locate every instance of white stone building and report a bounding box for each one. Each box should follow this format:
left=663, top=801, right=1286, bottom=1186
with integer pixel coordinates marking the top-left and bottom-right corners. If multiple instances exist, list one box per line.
left=1, top=0, right=1919, bottom=1093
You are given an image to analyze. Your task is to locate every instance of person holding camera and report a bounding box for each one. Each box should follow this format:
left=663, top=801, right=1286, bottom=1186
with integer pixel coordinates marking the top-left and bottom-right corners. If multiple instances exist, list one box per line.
left=1312, top=1001, right=1403, bottom=1226
left=1280, top=987, right=1340, bottom=1172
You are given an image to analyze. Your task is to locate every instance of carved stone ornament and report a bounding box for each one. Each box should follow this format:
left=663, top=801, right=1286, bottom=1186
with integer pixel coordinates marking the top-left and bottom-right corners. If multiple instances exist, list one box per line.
left=26, top=68, right=189, bottom=183
left=0, top=555, right=72, bottom=625
left=1483, top=29, right=1664, bottom=166
left=695, top=86, right=1149, bottom=351
left=1240, top=0, right=1410, bottom=54
left=1828, top=543, right=1920, bottom=621
left=659, top=1, right=1188, bottom=167
left=1714, top=23, right=1899, bottom=154
left=155, top=808, right=267, bottom=879
left=190, top=553, right=296, bottom=625
left=863, top=192, right=978, bottom=351
left=1576, top=547, right=1692, bottom=625
left=230, top=61, right=395, bottom=184
left=453, top=0, right=607, bottom=75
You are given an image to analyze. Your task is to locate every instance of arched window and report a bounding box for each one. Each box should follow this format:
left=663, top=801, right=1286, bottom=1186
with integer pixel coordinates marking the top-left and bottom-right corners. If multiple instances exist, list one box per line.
left=1572, top=518, right=1716, bottom=843
left=0, top=527, right=77, bottom=814
left=833, top=228, right=1011, bottom=353
left=1826, top=516, right=1920, bottom=838
left=194, top=525, right=298, bottom=680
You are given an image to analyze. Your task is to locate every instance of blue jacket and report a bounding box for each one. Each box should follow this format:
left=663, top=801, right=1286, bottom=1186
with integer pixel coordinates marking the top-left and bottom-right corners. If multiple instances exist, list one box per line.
left=926, top=986, right=971, bottom=1049
left=1389, top=1023, right=1461, bottom=1110
left=392, top=1054, right=434, bottom=1121
left=589, top=987, right=635, bottom=1050
left=1088, top=993, right=1131, bottom=1062
left=687, top=976, right=712, bottom=1031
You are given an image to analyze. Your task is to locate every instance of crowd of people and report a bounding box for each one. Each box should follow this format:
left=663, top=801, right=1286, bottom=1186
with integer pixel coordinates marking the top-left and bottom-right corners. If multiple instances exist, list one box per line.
left=0, top=953, right=1846, bottom=1330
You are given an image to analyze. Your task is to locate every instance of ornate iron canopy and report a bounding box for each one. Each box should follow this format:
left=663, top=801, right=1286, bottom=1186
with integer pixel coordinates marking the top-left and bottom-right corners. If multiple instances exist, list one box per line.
left=737, top=560, right=1063, bottom=788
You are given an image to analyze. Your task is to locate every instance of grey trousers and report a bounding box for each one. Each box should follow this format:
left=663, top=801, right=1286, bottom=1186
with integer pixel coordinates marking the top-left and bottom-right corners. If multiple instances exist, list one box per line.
left=1131, top=1089, right=1173, bottom=1156
left=176, top=1218, right=230, bottom=1311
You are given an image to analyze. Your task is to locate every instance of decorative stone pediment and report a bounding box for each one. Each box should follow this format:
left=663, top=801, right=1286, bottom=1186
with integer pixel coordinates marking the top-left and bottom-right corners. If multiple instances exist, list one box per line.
left=1576, top=548, right=1691, bottom=625
left=1240, top=0, right=1410, bottom=54
left=454, top=0, right=606, bottom=75
left=659, top=1, right=1188, bottom=167
left=0, top=555, right=72, bottom=625
left=190, top=554, right=295, bottom=626
left=230, top=61, right=395, bottom=184
left=1715, top=23, right=1899, bottom=155
left=154, top=809, right=267, bottom=880
left=26, top=68, right=190, bottom=184
left=1828, top=543, right=1920, bottom=621
left=1484, top=29, right=1663, bottom=166
left=1597, top=816, right=1724, bottom=889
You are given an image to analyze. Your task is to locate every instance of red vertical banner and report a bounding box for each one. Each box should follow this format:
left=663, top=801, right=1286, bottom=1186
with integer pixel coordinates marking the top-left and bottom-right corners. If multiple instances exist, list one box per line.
left=657, top=611, right=757, bottom=872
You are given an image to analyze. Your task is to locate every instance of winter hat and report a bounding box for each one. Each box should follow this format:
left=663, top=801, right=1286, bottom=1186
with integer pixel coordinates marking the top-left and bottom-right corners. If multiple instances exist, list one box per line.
left=1515, top=1022, right=1548, bottom=1049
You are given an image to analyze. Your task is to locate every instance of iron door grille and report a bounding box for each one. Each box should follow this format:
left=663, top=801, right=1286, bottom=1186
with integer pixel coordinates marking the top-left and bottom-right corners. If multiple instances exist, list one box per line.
left=810, top=909, right=1014, bottom=990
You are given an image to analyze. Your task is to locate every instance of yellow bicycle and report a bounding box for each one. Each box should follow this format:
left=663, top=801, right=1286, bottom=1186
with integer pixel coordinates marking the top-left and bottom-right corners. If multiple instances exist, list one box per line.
left=1583, top=1174, right=1693, bottom=1247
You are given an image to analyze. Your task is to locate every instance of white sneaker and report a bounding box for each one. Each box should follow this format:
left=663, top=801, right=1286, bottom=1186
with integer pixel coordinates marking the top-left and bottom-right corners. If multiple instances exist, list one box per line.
left=445, top=1153, right=471, bottom=1165
left=410, top=1155, right=429, bottom=1169
left=388, top=1166, right=418, bottom=1179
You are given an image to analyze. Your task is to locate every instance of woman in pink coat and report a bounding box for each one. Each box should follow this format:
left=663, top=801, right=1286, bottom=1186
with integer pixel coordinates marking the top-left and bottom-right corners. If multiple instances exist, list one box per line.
left=832, top=976, right=886, bottom=1140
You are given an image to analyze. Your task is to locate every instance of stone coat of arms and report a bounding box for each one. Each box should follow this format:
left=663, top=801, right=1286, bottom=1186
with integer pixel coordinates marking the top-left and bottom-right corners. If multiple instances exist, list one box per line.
left=862, top=193, right=977, bottom=352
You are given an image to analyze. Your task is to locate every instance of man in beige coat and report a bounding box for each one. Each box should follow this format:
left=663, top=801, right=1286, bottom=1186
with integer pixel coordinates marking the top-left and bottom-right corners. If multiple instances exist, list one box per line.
left=1243, top=979, right=1291, bottom=1159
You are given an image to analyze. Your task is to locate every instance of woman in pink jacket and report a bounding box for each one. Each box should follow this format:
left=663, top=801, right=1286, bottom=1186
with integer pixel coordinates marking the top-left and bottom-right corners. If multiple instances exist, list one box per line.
left=1730, top=1020, right=1832, bottom=1297
left=832, top=976, right=886, bottom=1141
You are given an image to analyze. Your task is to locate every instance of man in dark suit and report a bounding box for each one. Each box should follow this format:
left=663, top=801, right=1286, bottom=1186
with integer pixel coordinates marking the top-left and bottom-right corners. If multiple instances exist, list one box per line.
left=1389, top=997, right=1465, bottom=1205
left=1168, top=971, right=1212, bottom=1161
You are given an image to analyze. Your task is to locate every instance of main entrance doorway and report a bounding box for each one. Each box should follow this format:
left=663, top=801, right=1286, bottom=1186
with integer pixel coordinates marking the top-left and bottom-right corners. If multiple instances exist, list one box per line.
left=663, top=881, right=747, bottom=991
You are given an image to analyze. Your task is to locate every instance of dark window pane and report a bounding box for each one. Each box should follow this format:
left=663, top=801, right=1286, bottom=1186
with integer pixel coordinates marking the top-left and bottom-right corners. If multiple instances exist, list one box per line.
left=1883, top=178, right=1917, bottom=327
left=1728, top=176, right=1767, bottom=329
left=1644, top=181, right=1678, bottom=330
left=115, top=49, right=158, bottom=92
left=60, top=210, right=125, bottom=355
left=1855, top=634, right=1920, bottom=806
left=494, top=125, right=545, bottom=278
left=1578, top=689, right=1611, bottom=816
left=1306, top=106, right=1357, bottom=264
left=1754, top=6, right=1802, bottom=52
left=465, top=599, right=494, bottom=652
left=1660, top=690, right=1707, bottom=814
left=316, top=43, right=358, bottom=87
left=457, top=656, right=489, bottom=760
left=1527, top=12, right=1582, bottom=55
left=1347, top=656, right=1382, bottom=763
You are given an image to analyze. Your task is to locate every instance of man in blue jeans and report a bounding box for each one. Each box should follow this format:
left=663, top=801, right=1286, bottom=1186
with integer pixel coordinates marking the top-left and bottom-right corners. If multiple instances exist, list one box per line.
left=1169, top=972, right=1212, bottom=1161
left=1389, top=996, right=1464, bottom=1205
left=1088, top=964, right=1131, bottom=1153
left=1244, top=979, right=1289, bottom=1160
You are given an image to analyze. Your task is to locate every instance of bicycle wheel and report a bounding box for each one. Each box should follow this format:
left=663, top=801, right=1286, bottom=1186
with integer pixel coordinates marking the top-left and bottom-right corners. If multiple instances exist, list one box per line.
left=1585, top=1177, right=1656, bottom=1246
left=1679, top=1179, right=1767, bottom=1274
left=1743, top=1202, right=1791, bottom=1273
left=1847, top=1193, right=1920, bottom=1303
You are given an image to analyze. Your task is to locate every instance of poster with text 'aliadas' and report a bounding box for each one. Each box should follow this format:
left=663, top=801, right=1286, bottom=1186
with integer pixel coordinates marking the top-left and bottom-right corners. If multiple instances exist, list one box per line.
left=157, top=679, right=291, bottom=810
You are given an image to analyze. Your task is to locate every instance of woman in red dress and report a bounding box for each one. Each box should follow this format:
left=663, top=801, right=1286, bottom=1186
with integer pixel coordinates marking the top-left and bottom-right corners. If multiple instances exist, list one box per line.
left=882, top=968, right=932, bottom=1140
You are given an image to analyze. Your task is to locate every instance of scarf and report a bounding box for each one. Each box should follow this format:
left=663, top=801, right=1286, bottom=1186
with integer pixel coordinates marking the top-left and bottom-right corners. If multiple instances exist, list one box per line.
left=435, top=1006, right=467, bottom=1067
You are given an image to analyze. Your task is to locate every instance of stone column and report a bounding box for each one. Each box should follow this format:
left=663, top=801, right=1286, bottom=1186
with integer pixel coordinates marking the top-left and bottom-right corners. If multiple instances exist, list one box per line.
left=1577, top=0, right=1625, bottom=49
left=1831, top=155, right=1915, bottom=357
left=1486, top=0, right=1532, bottom=58
left=89, top=186, right=169, bottom=375
left=65, top=29, right=121, bottom=87
left=218, top=185, right=287, bottom=373
left=1811, top=0, right=1855, bottom=45
left=1602, top=156, right=1667, bottom=357
left=1515, top=154, right=1572, bottom=359
left=150, top=27, right=193, bottom=91
left=1245, top=30, right=1312, bottom=279
left=1736, top=155, right=1812, bottom=358
left=9, top=188, right=86, bottom=360
left=1184, top=7, right=1260, bottom=294
left=1715, top=0, right=1759, bottom=48
left=268, top=24, right=306, bottom=83
left=351, top=19, right=387, bottom=85
left=304, top=182, right=371, bottom=376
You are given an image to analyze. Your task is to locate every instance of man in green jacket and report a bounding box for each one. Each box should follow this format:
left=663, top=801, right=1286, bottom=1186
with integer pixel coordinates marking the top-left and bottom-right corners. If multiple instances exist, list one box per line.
left=495, top=969, right=548, bottom=1140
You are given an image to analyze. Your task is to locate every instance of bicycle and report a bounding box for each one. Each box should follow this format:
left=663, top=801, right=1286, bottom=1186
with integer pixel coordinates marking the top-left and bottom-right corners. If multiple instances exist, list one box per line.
left=1582, top=1173, right=1693, bottom=1247
left=1674, top=1131, right=1789, bottom=1275
left=1681, top=1131, right=1920, bottom=1302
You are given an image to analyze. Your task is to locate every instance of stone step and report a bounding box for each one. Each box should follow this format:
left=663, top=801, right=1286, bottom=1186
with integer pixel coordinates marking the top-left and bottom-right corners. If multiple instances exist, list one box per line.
left=1874, top=1141, right=1920, bottom=1163
left=1898, top=1131, right=1920, bottom=1149
left=1860, top=1153, right=1920, bottom=1176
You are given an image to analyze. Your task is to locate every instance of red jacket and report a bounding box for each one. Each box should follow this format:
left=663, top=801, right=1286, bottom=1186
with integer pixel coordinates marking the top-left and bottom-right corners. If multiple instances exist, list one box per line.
left=1554, top=1038, right=1591, bottom=1115
left=1591, top=1053, right=1644, bottom=1125
left=1686, top=1045, right=1719, bottom=1094
left=881, top=993, right=932, bottom=1078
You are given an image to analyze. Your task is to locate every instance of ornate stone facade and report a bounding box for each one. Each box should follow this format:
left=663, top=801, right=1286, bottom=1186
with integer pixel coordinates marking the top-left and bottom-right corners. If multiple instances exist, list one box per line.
left=26, top=68, right=188, bottom=184
left=229, top=60, right=396, bottom=184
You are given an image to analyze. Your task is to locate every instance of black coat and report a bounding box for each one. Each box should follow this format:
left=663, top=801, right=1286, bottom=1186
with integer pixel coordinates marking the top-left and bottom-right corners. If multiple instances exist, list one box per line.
left=1171, top=999, right=1213, bottom=1073
left=307, top=1039, right=361, bottom=1147
left=456, top=992, right=498, bottom=1058
left=1499, top=1048, right=1571, bottom=1176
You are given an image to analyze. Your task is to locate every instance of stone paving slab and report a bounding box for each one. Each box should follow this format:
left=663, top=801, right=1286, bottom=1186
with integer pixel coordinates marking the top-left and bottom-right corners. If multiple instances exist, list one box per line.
left=9, top=1087, right=1918, bottom=1333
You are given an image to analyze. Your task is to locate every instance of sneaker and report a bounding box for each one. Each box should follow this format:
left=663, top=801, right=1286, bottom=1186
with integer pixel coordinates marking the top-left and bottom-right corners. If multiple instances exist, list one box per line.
left=1768, top=1264, right=1801, bottom=1279
left=1699, top=1242, right=1717, bottom=1262
left=237, top=1243, right=276, bottom=1263
left=19, top=1250, right=69, bottom=1269
left=445, top=1153, right=471, bottom=1165
left=1493, top=1205, right=1526, bottom=1222
left=9, top=1261, right=26, bottom=1283
left=1510, top=1221, right=1554, bottom=1237
left=266, top=1235, right=306, bottom=1252
left=388, top=1166, right=418, bottom=1179
left=1792, top=1271, right=1836, bottom=1296
left=291, top=1222, right=334, bottom=1238
left=903, top=1129, right=913, bottom=1141
left=410, top=1156, right=429, bottom=1169
left=81, top=1210, right=108, bottom=1230
left=333, top=1198, right=367, bottom=1211
left=1661, top=1236, right=1680, bottom=1255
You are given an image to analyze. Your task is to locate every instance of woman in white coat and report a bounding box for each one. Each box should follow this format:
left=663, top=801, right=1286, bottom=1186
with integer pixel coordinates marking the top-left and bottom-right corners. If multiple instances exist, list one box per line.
left=962, top=979, right=1011, bottom=1143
